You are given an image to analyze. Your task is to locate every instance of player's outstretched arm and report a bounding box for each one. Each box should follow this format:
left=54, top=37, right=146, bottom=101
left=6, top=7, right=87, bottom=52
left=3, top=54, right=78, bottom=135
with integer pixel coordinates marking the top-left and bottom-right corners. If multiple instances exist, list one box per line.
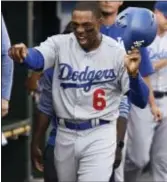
left=9, top=36, right=59, bottom=71
left=9, top=43, right=45, bottom=70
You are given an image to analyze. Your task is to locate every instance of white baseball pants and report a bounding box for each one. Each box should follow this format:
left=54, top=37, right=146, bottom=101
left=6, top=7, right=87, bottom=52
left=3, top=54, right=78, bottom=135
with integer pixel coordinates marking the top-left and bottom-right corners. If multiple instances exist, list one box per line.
left=125, top=96, right=167, bottom=182
left=54, top=121, right=117, bottom=182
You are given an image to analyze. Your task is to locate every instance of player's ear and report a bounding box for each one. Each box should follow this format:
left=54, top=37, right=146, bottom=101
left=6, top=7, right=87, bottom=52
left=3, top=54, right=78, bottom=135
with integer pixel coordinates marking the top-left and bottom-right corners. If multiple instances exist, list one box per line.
left=96, top=17, right=103, bottom=30
left=98, top=17, right=103, bottom=27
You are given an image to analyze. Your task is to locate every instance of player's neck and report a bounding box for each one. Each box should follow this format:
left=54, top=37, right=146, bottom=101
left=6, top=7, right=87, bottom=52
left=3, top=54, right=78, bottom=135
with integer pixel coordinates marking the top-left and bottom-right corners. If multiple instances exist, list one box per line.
left=102, top=12, right=117, bottom=26
left=85, top=33, right=102, bottom=52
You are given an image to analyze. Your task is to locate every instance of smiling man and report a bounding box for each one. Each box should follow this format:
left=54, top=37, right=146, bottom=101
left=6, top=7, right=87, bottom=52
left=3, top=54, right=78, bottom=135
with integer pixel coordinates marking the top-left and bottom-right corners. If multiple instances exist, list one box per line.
left=9, top=2, right=149, bottom=181
left=98, top=2, right=162, bottom=182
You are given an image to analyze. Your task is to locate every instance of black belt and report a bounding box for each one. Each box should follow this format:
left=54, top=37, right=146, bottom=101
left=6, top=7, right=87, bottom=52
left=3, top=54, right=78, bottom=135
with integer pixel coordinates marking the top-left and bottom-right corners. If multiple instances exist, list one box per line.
left=153, top=91, right=167, bottom=99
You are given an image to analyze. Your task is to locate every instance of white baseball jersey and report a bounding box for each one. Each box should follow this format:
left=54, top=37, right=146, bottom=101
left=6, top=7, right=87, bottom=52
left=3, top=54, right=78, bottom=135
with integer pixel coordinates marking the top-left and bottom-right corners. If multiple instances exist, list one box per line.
left=147, top=31, right=167, bottom=92
left=35, top=33, right=129, bottom=121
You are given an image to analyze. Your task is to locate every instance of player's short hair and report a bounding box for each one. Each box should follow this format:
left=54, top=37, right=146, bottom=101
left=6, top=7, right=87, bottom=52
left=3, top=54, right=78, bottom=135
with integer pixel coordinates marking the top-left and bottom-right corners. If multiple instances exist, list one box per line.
left=73, top=1, right=102, bottom=19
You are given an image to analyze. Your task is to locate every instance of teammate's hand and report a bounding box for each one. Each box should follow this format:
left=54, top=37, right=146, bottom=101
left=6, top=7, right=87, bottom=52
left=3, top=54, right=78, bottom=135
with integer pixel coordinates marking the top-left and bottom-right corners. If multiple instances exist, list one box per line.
left=25, top=72, right=42, bottom=93
left=150, top=105, right=162, bottom=122
left=31, top=145, right=44, bottom=172
left=2, top=99, right=9, bottom=117
left=125, top=47, right=141, bottom=77
left=113, top=147, right=122, bottom=169
left=30, top=92, right=40, bottom=104
left=8, top=43, right=28, bottom=63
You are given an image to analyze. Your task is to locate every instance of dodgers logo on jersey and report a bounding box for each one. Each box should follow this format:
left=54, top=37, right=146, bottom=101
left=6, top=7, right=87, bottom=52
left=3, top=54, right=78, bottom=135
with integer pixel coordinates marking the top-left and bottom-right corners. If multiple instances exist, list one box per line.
left=148, top=48, right=167, bottom=61
left=58, top=63, right=116, bottom=92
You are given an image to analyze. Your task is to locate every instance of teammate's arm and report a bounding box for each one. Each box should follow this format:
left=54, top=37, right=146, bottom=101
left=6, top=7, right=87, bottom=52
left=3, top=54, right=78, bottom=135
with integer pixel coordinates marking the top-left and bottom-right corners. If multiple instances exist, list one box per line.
left=139, top=47, right=162, bottom=121
left=2, top=15, right=14, bottom=117
left=143, top=76, right=156, bottom=107
left=113, top=96, right=130, bottom=169
left=117, top=96, right=130, bottom=142
left=31, top=111, right=51, bottom=172
left=31, top=69, right=54, bottom=171
left=143, top=76, right=162, bottom=121
left=152, top=59, right=167, bottom=71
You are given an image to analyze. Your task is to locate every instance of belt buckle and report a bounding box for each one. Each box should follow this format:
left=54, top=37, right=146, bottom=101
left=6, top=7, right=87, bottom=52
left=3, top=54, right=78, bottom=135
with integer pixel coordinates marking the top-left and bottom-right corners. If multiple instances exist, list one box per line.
left=91, top=118, right=100, bottom=127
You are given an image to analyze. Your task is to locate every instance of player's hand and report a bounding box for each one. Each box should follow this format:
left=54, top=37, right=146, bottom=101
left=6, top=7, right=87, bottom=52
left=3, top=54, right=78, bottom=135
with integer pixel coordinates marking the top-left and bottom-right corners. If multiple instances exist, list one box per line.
left=2, top=99, right=9, bottom=117
left=30, top=91, right=40, bottom=104
left=150, top=105, right=162, bottom=122
left=8, top=43, right=28, bottom=63
left=113, top=147, right=122, bottom=169
left=125, top=47, right=141, bottom=77
left=25, top=72, right=42, bottom=93
left=31, top=145, right=44, bottom=172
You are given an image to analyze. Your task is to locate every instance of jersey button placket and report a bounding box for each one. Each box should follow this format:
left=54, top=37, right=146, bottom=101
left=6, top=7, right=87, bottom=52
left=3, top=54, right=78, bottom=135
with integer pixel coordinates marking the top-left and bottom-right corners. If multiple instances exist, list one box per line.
left=74, top=73, right=80, bottom=119
left=75, top=54, right=88, bottom=118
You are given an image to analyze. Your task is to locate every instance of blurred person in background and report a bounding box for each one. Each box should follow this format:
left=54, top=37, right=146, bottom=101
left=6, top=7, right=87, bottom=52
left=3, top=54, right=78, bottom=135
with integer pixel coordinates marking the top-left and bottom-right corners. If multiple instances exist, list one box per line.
left=1, top=14, right=14, bottom=117
left=30, top=22, right=72, bottom=182
left=31, top=68, right=58, bottom=182
left=25, top=71, right=42, bottom=104
left=99, top=1, right=161, bottom=182
left=125, top=1, right=167, bottom=182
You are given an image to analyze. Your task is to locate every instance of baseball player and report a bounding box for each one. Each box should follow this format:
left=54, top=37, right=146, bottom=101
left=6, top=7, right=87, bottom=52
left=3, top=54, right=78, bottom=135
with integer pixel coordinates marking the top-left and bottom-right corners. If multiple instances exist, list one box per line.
left=33, top=63, right=129, bottom=182
left=99, top=2, right=160, bottom=182
left=2, top=14, right=14, bottom=117
left=124, top=2, right=167, bottom=182
left=9, top=2, right=149, bottom=181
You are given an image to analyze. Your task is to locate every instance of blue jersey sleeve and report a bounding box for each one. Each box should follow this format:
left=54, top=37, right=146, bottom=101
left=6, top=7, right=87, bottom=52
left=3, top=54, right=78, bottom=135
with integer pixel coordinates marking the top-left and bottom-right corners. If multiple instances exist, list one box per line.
left=119, top=96, right=131, bottom=119
left=37, top=68, right=54, bottom=116
left=139, top=47, right=154, bottom=77
left=128, top=73, right=149, bottom=108
left=24, top=48, right=44, bottom=71
left=2, top=15, right=14, bottom=100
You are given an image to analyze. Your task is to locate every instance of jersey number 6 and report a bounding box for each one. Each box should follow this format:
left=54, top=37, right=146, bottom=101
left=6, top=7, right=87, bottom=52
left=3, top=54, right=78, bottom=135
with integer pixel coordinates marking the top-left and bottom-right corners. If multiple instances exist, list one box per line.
left=93, top=89, right=106, bottom=110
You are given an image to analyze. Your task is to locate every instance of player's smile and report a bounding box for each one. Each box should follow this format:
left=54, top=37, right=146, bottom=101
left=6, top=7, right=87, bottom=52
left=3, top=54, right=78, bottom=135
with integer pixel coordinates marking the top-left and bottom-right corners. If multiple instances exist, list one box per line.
left=77, top=35, right=88, bottom=45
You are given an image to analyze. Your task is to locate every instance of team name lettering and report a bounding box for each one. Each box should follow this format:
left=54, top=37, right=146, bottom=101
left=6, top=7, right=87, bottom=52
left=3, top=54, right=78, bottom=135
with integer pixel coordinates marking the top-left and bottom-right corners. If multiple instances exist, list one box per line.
left=148, top=49, right=167, bottom=60
left=58, top=63, right=116, bottom=92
